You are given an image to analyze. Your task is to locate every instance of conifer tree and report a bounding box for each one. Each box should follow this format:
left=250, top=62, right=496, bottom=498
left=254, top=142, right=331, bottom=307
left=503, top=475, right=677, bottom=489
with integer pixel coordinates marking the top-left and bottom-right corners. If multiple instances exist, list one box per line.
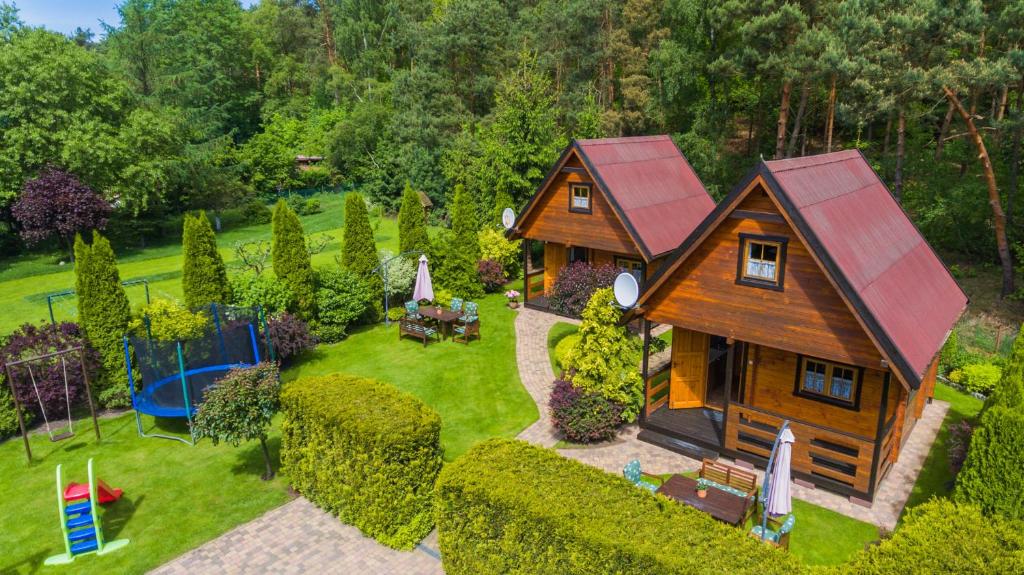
left=987, top=327, right=1024, bottom=411
left=76, top=231, right=132, bottom=407
left=450, top=184, right=480, bottom=262
left=271, top=199, right=316, bottom=320
left=398, top=182, right=430, bottom=256
left=182, top=211, right=231, bottom=308
left=433, top=185, right=483, bottom=299
left=341, top=193, right=383, bottom=318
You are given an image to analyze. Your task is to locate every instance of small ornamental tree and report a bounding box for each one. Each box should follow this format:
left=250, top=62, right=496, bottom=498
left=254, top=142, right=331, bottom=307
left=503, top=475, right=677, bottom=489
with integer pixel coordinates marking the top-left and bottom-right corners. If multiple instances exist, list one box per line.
left=271, top=199, right=316, bottom=320
left=398, top=183, right=430, bottom=257
left=182, top=211, right=231, bottom=308
left=341, top=193, right=383, bottom=319
left=75, top=231, right=132, bottom=407
left=564, top=288, right=644, bottom=421
left=193, top=363, right=281, bottom=480
left=12, top=167, right=110, bottom=259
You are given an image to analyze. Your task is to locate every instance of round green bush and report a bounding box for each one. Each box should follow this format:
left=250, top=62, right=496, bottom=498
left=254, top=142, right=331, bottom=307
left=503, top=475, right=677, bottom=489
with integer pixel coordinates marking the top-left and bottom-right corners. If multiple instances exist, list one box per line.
left=230, top=271, right=295, bottom=315
left=950, top=363, right=1002, bottom=395
left=554, top=333, right=579, bottom=371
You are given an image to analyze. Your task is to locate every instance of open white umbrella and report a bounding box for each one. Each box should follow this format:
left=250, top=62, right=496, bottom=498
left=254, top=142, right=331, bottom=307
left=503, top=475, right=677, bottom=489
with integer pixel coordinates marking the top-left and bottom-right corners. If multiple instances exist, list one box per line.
left=765, top=426, right=795, bottom=517
left=412, top=254, right=434, bottom=302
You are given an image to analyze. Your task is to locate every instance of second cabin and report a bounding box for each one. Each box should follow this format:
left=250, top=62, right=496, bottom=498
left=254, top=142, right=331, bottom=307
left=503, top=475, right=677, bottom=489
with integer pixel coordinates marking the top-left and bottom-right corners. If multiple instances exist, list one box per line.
left=508, top=135, right=714, bottom=312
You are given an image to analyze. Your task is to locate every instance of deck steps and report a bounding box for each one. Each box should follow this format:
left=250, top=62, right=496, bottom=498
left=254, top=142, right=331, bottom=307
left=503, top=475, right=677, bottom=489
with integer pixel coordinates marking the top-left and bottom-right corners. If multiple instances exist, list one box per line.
left=638, top=428, right=720, bottom=461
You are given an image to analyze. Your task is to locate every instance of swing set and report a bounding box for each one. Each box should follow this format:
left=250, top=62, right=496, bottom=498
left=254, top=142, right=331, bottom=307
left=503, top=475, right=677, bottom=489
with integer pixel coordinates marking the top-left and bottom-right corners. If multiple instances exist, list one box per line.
left=3, top=346, right=101, bottom=462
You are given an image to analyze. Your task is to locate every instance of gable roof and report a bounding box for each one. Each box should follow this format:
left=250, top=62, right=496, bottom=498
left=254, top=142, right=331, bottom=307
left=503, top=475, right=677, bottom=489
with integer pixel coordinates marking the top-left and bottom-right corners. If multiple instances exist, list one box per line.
left=642, top=150, right=967, bottom=389
left=511, top=136, right=715, bottom=260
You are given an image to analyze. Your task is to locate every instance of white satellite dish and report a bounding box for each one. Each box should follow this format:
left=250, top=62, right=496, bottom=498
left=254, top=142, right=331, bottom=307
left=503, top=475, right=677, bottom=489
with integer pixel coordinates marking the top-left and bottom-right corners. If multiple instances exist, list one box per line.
left=501, top=207, right=516, bottom=230
left=613, top=272, right=639, bottom=309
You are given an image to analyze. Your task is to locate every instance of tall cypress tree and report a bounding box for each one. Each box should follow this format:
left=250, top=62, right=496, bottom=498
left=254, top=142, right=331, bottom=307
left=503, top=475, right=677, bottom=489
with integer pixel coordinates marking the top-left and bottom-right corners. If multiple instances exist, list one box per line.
left=450, top=184, right=480, bottom=262
left=341, top=192, right=383, bottom=318
left=398, top=182, right=430, bottom=256
left=271, top=199, right=316, bottom=320
left=433, top=185, right=483, bottom=298
left=182, top=211, right=231, bottom=308
left=76, top=231, right=132, bottom=407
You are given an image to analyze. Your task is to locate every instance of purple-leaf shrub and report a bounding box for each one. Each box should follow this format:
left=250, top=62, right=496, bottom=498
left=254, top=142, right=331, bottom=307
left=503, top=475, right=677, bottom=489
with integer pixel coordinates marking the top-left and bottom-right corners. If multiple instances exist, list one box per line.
left=0, top=322, right=100, bottom=420
left=549, top=378, right=625, bottom=443
left=12, top=167, right=111, bottom=251
left=267, top=313, right=316, bottom=365
left=549, top=262, right=619, bottom=317
left=477, top=259, right=506, bottom=293
left=948, top=419, right=975, bottom=474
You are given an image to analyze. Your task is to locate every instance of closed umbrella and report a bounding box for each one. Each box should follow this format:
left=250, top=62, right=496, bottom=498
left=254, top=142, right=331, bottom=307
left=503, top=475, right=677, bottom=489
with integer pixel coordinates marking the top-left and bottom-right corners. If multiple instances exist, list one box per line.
left=412, top=255, right=434, bottom=303
left=765, top=426, right=795, bottom=517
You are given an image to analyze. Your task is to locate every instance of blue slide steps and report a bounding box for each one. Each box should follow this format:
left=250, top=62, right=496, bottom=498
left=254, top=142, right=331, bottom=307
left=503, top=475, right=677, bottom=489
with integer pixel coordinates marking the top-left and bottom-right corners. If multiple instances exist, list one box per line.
left=67, top=527, right=96, bottom=542
left=66, top=513, right=93, bottom=529
left=64, top=501, right=91, bottom=516
left=70, top=538, right=99, bottom=555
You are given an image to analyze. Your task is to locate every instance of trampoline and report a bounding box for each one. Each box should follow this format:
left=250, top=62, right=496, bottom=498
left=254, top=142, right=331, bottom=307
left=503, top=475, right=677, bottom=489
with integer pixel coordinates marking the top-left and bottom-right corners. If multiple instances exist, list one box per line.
left=123, top=303, right=273, bottom=444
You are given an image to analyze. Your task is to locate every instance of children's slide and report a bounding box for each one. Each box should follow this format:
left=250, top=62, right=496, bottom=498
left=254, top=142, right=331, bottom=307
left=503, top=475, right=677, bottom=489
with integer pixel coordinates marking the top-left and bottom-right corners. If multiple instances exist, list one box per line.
left=63, top=478, right=123, bottom=505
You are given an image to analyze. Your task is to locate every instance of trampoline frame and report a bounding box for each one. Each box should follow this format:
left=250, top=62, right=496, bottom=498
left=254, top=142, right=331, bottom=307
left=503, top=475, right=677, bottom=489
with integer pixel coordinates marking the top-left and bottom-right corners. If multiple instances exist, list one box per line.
left=123, top=304, right=268, bottom=445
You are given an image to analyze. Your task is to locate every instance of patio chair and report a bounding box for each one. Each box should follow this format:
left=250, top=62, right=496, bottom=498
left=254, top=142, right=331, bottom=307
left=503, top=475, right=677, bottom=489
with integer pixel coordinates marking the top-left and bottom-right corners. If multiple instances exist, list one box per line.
left=749, top=513, right=795, bottom=550
left=622, top=459, right=663, bottom=493
left=450, top=297, right=463, bottom=313
left=404, top=300, right=421, bottom=319
left=453, top=301, right=480, bottom=344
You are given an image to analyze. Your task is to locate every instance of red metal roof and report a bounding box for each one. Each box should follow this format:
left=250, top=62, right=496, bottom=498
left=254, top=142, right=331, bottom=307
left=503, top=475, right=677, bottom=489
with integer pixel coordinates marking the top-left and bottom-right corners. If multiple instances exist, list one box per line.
left=764, top=150, right=967, bottom=385
left=575, top=136, right=715, bottom=258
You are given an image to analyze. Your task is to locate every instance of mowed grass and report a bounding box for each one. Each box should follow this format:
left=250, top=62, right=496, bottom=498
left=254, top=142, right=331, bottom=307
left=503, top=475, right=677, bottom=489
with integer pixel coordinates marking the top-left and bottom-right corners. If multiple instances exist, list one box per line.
left=283, top=292, right=539, bottom=460
left=0, top=413, right=290, bottom=575
left=0, top=192, right=405, bottom=334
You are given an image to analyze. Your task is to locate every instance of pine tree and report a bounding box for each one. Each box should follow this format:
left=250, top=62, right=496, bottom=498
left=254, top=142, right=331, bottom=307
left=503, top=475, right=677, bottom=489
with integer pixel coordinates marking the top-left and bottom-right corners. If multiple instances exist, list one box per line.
left=398, top=182, right=430, bottom=256
left=271, top=200, right=316, bottom=320
left=182, top=211, right=231, bottom=308
left=341, top=193, right=383, bottom=318
left=76, top=231, right=132, bottom=407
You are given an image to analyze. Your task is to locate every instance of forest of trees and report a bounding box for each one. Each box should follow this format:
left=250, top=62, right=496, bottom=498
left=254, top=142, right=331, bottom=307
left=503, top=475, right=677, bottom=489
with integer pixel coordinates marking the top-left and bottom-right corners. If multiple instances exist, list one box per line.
left=0, top=0, right=1022, bottom=294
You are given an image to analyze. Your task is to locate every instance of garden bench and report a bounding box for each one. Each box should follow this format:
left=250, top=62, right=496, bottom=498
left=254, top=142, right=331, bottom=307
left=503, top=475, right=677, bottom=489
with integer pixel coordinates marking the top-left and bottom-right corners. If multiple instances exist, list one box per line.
left=399, top=317, right=439, bottom=346
left=699, top=459, right=758, bottom=524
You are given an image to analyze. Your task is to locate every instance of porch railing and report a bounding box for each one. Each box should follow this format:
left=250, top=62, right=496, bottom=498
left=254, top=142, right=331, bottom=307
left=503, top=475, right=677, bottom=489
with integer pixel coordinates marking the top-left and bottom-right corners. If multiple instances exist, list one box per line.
left=644, top=364, right=671, bottom=417
left=526, top=269, right=545, bottom=299
left=725, top=403, right=876, bottom=494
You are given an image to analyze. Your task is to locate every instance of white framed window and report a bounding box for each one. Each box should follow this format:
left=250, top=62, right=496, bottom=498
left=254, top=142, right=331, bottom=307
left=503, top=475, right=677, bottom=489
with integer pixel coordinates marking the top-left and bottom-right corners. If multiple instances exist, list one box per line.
left=569, top=183, right=592, bottom=213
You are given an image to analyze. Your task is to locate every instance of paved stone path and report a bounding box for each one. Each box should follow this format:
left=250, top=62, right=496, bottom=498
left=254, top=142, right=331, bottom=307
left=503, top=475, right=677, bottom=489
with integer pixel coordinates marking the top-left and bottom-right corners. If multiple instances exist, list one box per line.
left=513, top=307, right=578, bottom=446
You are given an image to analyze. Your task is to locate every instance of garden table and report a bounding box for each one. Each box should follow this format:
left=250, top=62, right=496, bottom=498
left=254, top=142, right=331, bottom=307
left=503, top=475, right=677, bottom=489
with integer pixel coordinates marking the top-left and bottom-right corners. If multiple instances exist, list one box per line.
left=656, top=474, right=751, bottom=526
left=419, top=306, right=463, bottom=340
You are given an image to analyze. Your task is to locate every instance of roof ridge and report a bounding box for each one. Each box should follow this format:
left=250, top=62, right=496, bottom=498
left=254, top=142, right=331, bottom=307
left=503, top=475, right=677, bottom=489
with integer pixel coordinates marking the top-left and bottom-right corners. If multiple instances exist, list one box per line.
left=577, top=135, right=670, bottom=145
left=792, top=179, right=879, bottom=210
left=765, top=150, right=859, bottom=173
left=585, top=153, right=682, bottom=167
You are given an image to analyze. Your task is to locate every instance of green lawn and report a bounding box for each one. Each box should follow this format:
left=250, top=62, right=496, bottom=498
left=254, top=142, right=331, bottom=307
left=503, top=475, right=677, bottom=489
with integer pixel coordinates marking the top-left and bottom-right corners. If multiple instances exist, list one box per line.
left=283, top=291, right=539, bottom=459
left=0, top=413, right=291, bottom=575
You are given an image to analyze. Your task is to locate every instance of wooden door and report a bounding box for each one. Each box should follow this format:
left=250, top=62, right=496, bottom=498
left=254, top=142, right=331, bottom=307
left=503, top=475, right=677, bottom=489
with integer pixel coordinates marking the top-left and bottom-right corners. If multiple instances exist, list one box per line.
left=543, top=242, right=567, bottom=294
left=669, top=327, right=709, bottom=409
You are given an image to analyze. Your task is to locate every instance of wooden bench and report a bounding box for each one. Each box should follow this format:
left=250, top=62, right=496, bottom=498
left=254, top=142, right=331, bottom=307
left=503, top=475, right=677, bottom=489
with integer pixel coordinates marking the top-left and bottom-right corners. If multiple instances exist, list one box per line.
left=399, top=317, right=439, bottom=346
left=700, top=459, right=758, bottom=524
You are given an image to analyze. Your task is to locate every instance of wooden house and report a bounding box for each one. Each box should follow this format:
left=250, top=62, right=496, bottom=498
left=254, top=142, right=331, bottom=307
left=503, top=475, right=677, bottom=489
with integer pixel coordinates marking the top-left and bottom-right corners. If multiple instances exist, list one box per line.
left=507, top=136, right=715, bottom=311
left=635, top=150, right=967, bottom=502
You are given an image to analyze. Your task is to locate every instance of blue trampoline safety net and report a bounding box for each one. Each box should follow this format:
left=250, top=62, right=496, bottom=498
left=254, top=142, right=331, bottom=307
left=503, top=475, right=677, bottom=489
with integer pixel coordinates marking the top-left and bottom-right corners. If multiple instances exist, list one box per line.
left=127, top=304, right=269, bottom=418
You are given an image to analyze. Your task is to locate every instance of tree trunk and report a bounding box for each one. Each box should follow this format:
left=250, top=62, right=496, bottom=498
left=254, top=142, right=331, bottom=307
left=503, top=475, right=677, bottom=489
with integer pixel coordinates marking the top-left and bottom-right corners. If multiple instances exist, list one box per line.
left=935, top=101, right=955, bottom=160
left=883, top=114, right=892, bottom=155
left=259, top=437, right=275, bottom=481
left=787, top=81, right=809, bottom=158
left=747, top=110, right=755, bottom=156
left=825, top=74, right=837, bottom=152
left=775, top=80, right=792, bottom=159
left=996, top=84, right=1009, bottom=122
left=894, top=109, right=906, bottom=202
left=315, top=0, right=338, bottom=67
left=944, top=85, right=1015, bottom=297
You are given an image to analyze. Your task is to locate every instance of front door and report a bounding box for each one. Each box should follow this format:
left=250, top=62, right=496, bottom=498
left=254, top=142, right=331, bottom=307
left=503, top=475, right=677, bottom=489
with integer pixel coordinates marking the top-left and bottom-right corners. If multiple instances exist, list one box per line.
left=669, top=327, right=708, bottom=409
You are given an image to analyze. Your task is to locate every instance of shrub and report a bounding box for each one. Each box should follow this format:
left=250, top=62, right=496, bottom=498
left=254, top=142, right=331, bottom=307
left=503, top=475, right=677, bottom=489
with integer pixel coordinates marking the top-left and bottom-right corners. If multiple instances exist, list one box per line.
left=281, top=374, right=442, bottom=549
left=477, top=259, right=506, bottom=292
left=272, top=199, right=317, bottom=320
left=549, top=261, right=618, bottom=317
left=433, top=288, right=453, bottom=308
left=302, top=198, right=321, bottom=215
left=549, top=379, right=624, bottom=443
left=229, top=271, right=295, bottom=315
left=241, top=199, right=272, bottom=224
left=431, top=230, right=483, bottom=299
left=0, top=385, right=26, bottom=438
left=378, top=249, right=417, bottom=299
left=954, top=405, right=1024, bottom=520
left=341, top=193, right=383, bottom=320
left=313, top=267, right=373, bottom=342
left=194, top=363, right=281, bottom=480
left=987, top=325, right=1024, bottom=409
left=128, top=298, right=210, bottom=341
left=842, top=499, right=1024, bottom=574
left=181, top=211, right=231, bottom=308
left=553, top=333, right=579, bottom=371
left=0, top=322, right=99, bottom=421
left=386, top=307, right=407, bottom=322
left=563, top=288, right=644, bottom=421
left=267, top=313, right=316, bottom=365
left=949, top=363, right=1001, bottom=395
left=940, top=329, right=968, bottom=376
left=12, top=166, right=110, bottom=257
left=398, top=183, right=431, bottom=256
left=947, top=419, right=974, bottom=474
left=436, top=439, right=799, bottom=575
left=478, top=227, right=521, bottom=279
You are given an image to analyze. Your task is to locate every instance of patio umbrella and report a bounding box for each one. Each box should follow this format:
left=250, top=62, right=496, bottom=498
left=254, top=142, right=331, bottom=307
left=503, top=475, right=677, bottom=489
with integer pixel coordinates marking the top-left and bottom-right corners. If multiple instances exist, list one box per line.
left=412, top=254, right=434, bottom=302
left=765, top=426, right=795, bottom=517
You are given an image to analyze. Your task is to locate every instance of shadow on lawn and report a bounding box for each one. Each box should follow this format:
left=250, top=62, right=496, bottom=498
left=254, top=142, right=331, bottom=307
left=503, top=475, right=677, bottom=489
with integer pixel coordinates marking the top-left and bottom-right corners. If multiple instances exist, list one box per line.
left=103, top=494, right=143, bottom=539
left=230, top=435, right=283, bottom=480
left=0, top=549, right=49, bottom=575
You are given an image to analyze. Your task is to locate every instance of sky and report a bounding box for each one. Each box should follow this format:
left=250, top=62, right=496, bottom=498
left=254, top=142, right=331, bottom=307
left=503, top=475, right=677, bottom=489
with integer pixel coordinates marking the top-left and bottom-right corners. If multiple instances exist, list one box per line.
left=14, top=0, right=259, bottom=36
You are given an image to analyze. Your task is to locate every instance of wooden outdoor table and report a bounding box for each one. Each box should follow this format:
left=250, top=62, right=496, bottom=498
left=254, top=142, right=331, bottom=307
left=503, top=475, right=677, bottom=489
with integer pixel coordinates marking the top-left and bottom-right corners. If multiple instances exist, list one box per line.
left=656, top=474, right=751, bottom=526
left=419, top=306, right=463, bottom=339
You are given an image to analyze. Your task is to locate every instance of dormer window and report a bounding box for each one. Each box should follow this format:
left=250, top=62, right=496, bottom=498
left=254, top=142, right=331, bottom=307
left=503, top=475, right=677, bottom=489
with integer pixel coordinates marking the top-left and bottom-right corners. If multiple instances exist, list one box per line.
left=569, top=183, right=592, bottom=214
left=736, top=233, right=787, bottom=290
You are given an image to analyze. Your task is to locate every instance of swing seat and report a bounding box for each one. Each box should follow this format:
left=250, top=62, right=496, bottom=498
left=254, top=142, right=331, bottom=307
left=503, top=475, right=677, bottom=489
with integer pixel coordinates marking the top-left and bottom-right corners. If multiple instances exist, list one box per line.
left=50, top=431, right=75, bottom=442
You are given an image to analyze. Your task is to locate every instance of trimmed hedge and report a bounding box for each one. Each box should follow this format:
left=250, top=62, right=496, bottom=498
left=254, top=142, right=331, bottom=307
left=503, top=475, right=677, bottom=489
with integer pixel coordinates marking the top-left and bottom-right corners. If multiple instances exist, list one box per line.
left=280, top=374, right=442, bottom=549
left=954, top=405, right=1024, bottom=520
left=840, top=499, right=1024, bottom=574
left=436, top=439, right=800, bottom=575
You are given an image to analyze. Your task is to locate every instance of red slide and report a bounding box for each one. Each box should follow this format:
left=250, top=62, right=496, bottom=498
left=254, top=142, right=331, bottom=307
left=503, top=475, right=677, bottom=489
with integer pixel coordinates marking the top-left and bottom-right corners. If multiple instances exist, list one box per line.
left=62, top=478, right=124, bottom=505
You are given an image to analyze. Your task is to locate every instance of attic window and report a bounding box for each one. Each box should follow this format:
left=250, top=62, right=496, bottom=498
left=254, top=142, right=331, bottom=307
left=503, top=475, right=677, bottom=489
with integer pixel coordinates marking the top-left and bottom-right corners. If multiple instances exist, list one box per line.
left=736, top=233, right=787, bottom=290
left=569, top=183, right=592, bottom=214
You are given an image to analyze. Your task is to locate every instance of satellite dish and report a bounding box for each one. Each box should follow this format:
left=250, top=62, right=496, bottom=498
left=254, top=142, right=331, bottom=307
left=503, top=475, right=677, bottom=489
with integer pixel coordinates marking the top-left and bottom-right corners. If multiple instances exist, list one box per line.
left=501, top=207, right=516, bottom=230
left=613, top=272, right=639, bottom=309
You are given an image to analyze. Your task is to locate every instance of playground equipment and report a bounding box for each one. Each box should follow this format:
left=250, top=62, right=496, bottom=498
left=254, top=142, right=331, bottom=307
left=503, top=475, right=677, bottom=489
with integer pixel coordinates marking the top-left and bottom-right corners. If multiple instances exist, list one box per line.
left=123, top=303, right=272, bottom=444
left=44, top=458, right=129, bottom=566
left=45, top=278, right=151, bottom=327
left=2, top=346, right=100, bottom=462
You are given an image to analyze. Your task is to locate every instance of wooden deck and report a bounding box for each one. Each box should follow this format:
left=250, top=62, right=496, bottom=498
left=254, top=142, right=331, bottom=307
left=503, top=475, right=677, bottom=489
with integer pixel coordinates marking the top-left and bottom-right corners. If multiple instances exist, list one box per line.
left=639, top=406, right=725, bottom=460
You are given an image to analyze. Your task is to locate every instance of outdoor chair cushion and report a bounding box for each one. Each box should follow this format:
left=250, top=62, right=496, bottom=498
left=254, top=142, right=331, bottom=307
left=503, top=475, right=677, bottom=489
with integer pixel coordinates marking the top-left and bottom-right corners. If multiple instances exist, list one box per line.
left=749, top=525, right=781, bottom=543
left=623, top=460, right=659, bottom=492
left=461, top=302, right=479, bottom=323
left=405, top=300, right=420, bottom=318
left=705, top=479, right=750, bottom=499
left=403, top=322, right=436, bottom=336
left=451, top=298, right=463, bottom=313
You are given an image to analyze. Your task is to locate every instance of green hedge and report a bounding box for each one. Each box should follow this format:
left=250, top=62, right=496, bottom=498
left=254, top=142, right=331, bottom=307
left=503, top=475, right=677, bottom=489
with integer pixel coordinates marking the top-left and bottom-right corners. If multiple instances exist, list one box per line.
left=954, top=405, right=1024, bottom=520
left=435, top=439, right=800, bottom=575
left=839, top=499, right=1024, bottom=574
left=280, top=374, right=442, bottom=549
